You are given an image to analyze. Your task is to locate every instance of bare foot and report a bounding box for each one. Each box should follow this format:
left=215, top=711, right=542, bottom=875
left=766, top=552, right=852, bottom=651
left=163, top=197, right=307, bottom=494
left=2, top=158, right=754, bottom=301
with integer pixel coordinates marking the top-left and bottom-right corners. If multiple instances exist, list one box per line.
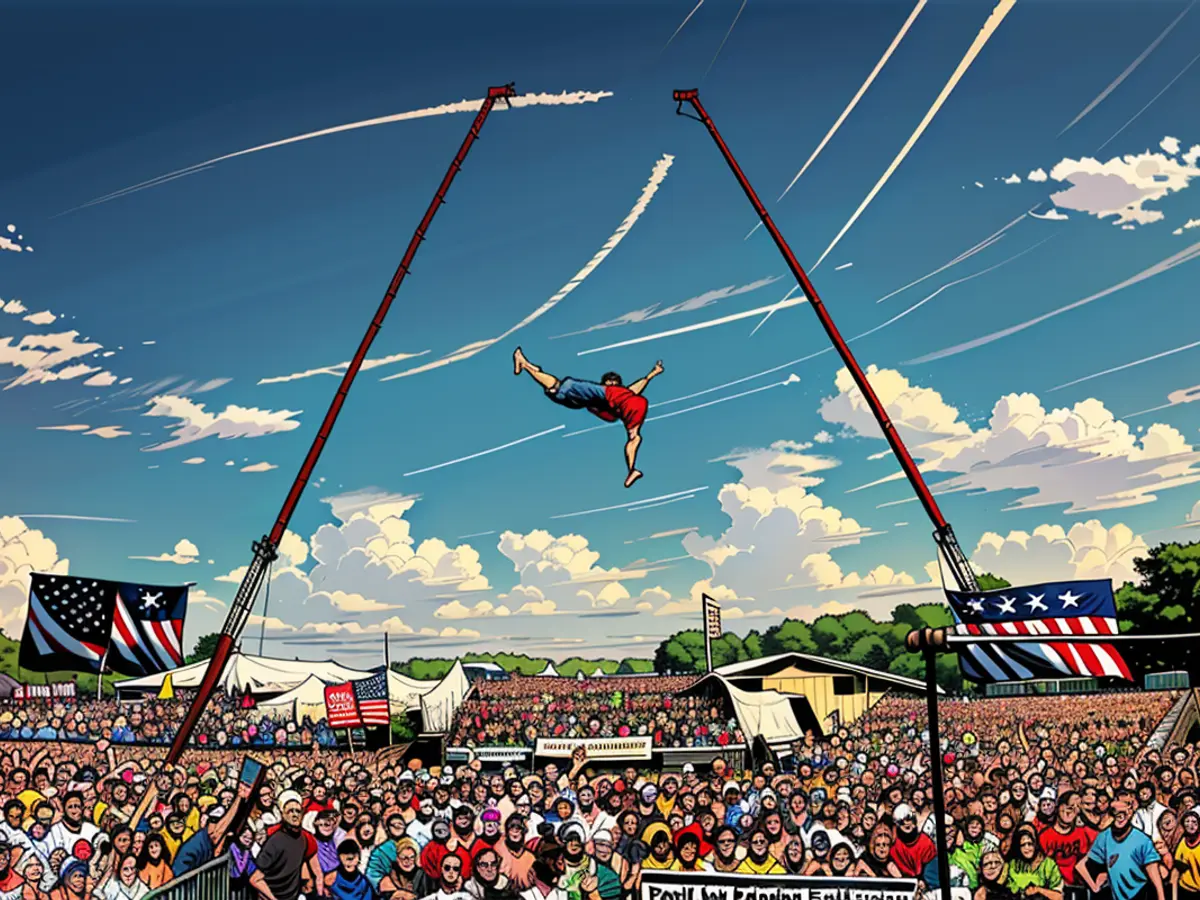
left=624, top=470, right=643, bottom=489
left=513, top=347, right=527, bottom=376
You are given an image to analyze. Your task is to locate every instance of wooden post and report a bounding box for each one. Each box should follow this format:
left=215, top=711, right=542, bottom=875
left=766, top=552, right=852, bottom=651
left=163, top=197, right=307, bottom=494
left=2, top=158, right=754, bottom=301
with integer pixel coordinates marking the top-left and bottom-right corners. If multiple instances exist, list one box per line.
left=925, top=648, right=952, bottom=900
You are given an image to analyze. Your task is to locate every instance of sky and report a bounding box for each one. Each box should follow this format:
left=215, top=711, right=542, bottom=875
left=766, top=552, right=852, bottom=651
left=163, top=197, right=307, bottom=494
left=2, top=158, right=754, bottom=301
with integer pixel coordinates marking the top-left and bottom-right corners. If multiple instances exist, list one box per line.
left=2, top=0, right=1200, bottom=668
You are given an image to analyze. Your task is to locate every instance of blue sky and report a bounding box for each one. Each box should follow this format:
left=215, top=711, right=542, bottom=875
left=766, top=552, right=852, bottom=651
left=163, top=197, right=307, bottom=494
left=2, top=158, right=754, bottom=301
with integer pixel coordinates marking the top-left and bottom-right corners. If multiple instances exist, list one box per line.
left=2, top=0, right=1199, bottom=666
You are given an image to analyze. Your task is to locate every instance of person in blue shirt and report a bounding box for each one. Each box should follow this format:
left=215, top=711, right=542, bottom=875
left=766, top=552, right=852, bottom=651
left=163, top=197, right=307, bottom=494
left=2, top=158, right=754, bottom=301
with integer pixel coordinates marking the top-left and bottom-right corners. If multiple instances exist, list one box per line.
left=1076, top=791, right=1165, bottom=900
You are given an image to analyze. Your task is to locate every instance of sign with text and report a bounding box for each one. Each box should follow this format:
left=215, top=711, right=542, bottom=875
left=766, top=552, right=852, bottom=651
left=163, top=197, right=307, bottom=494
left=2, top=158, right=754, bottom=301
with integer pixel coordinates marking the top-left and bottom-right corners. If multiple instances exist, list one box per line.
left=13, top=682, right=77, bottom=702
left=535, top=736, right=653, bottom=760
left=640, top=871, right=919, bottom=900
left=703, top=595, right=722, bottom=639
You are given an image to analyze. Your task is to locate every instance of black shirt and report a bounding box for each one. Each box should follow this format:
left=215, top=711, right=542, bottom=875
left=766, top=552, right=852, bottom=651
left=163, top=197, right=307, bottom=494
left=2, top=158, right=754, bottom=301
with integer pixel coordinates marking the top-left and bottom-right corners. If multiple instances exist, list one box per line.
left=256, top=827, right=309, bottom=900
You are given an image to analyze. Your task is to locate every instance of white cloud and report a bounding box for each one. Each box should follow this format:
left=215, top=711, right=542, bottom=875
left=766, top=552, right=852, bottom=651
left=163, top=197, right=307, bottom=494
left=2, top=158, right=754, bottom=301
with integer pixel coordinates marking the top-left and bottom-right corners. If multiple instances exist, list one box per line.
left=2, top=300, right=27, bottom=315
left=1002, top=173, right=1021, bottom=184
left=83, top=371, right=117, bottom=387
left=812, top=430, right=834, bottom=444
left=972, top=520, right=1147, bottom=587
left=1162, top=137, right=1181, bottom=155
left=1172, top=218, right=1200, bottom=235
left=435, top=599, right=512, bottom=620
left=1030, top=208, right=1070, bottom=221
left=551, top=276, right=783, bottom=338
left=241, top=461, right=277, bottom=473
left=0, top=516, right=69, bottom=635
left=36, top=424, right=129, bottom=439
left=0, top=331, right=103, bottom=387
left=22, top=311, right=56, bottom=326
left=182, top=457, right=205, bottom=465
left=1039, top=144, right=1200, bottom=226
left=1028, top=168, right=1048, bottom=182
left=130, top=538, right=200, bottom=565
left=142, top=394, right=301, bottom=451
left=821, top=364, right=1200, bottom=513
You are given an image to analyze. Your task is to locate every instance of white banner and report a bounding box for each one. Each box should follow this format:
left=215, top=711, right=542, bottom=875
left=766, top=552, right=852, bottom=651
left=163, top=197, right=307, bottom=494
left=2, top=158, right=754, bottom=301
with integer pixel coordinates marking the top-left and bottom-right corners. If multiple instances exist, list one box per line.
left=641, top=871, right=919, bottom=900
left=535, top=736, right=653, bottom=760
left=465, top=747, right=531, bottom=763
left=13, top=683, right=76, bottom=702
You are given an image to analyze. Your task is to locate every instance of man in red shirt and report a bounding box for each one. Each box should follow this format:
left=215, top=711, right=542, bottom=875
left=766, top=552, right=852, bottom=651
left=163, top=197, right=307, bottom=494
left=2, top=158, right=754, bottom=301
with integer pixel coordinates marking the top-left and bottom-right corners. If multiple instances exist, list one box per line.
left=513, top=347, right=664, bottom=488
left=889, top=804, right=936, bottom=878
left=1040, top=791, right=1097, bottom=886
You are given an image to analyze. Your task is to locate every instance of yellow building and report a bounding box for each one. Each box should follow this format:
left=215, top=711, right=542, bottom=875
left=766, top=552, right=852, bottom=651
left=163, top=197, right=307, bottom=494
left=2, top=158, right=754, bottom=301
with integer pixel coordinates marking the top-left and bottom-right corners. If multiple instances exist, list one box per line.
left=714, top=652, right=933, bottom=732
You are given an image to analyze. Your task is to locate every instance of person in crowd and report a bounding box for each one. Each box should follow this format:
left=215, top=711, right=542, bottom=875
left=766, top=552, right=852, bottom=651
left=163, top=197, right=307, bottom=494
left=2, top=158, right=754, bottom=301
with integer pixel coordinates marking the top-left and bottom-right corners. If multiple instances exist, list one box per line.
left=324, top=838, right=374, bottom=900
left=1005, top=823, right=1063, bottom=900
left=1076, top=792, right=1165, bottom=900
left=250, top=791, right=309, bottom=900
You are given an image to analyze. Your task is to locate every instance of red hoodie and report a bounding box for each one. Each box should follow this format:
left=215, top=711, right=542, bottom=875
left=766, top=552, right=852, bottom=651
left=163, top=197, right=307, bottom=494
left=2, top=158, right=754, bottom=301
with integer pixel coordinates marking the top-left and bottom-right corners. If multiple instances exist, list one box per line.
left=673, top=823, right=714, bottom=858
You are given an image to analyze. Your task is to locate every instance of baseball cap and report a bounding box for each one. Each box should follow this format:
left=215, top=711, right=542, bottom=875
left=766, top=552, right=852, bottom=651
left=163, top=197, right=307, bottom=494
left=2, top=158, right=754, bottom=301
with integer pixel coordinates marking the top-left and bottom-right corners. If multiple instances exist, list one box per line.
left=593, top=829, right=613, bottom=845
left=893, top=803, right=914, bottom=821
left=682, top=763, right=696, bottom=774
left=641, top=784, right=658, bottom=802
left=1040, top=788, right=1058, bottom=802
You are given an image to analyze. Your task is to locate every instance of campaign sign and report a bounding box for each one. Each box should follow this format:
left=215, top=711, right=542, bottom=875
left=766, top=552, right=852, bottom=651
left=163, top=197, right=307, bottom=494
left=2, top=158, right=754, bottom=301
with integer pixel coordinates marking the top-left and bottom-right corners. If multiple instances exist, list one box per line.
left=640, top=871, right=919, bottom=900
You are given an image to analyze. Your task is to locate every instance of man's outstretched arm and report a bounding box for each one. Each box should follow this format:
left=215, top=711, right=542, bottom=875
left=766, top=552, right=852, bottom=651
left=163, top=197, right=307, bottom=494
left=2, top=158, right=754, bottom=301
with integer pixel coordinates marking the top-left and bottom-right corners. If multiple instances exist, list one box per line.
left=628, top=361, right=664, bottom=396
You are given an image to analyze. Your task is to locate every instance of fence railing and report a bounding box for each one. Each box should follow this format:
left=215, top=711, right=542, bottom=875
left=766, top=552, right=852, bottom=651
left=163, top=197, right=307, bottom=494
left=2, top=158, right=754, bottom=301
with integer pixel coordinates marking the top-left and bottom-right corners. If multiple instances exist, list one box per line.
left=145, top=854, right=229, bottom=900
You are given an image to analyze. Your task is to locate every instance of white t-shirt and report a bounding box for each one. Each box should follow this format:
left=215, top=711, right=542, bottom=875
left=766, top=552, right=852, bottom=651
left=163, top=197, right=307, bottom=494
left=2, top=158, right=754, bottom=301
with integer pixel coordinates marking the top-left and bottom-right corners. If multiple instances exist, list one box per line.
left=46, top=819, right=100, bottom=855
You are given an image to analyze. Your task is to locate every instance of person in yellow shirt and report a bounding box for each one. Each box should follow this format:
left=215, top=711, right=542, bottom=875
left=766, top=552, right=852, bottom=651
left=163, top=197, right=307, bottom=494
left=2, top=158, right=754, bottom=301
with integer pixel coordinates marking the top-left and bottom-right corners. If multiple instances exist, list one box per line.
left=655, top=775, right=679, bottom=820
left=1175, top=810, right=1200, bottom=899
left=640, top=824, right=676, bottom=870
left=737, top=830, right=786, bottom=876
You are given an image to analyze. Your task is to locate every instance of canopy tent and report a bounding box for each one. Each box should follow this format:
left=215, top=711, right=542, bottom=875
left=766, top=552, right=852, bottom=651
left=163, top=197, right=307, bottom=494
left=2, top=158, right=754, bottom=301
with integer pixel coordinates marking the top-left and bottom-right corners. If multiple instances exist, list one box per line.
left=591, top=668, right=606, bottom=678
left=420, top=661, right=470, bottom=734
left=0, top=673, right=20, bottom=699
left=115, top=652, right=439, bottom=709
left=680, top=673, right=820, bottom=747
left=257, top=675, right=329, bottom=723
left=536, top=662, right=559, bottom=677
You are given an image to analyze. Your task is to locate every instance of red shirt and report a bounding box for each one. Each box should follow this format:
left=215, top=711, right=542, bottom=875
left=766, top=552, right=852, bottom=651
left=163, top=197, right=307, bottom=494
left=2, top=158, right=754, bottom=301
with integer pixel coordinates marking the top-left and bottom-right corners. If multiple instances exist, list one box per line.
left=889, top=833, right=936, bottom=877
left=1040, top=825, right=1098, bottom=885
left=587, top=386, right=648, bottom=430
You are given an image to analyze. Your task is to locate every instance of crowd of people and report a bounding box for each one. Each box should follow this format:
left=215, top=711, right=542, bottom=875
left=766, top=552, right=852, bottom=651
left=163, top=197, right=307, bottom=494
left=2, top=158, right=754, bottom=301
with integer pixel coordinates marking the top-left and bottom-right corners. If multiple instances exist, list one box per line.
left=0, top=682, right=1191, bottom=900
left=445, top=675, right=750, bottom=750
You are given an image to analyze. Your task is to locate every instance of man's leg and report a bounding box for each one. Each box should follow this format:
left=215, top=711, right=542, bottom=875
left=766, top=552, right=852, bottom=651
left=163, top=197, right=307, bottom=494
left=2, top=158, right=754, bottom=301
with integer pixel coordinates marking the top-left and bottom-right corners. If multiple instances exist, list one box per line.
left=623, top=425, right=643, bottom=489
left=513, top=347, right=559, bottom=392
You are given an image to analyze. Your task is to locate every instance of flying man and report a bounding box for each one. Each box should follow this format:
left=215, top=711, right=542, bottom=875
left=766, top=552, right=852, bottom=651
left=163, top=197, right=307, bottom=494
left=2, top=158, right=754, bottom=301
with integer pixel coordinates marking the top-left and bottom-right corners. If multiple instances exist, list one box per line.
left=513, top=347, right=663, bottom=488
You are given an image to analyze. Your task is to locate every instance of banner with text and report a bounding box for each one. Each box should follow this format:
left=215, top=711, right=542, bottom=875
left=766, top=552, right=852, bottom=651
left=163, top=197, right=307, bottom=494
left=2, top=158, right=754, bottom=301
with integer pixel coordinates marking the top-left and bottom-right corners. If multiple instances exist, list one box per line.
left=640, top=871, right=919, bottom=900
left=13, top=683, right=77, bottom=702
left=536, top=736, right=653, bottom=760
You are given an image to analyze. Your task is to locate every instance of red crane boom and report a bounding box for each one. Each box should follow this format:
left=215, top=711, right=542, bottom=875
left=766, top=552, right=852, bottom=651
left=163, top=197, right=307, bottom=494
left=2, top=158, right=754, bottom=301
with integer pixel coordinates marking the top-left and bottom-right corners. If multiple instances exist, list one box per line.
left=671, top=88, right=977, bottom=594
left=165, top=83, right=519, bottom=764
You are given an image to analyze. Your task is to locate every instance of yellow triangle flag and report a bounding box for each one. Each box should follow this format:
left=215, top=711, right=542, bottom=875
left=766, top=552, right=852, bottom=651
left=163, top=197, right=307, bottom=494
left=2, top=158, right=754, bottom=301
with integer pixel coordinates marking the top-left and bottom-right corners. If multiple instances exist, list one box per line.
left=157, top=674, right=175, bottom=700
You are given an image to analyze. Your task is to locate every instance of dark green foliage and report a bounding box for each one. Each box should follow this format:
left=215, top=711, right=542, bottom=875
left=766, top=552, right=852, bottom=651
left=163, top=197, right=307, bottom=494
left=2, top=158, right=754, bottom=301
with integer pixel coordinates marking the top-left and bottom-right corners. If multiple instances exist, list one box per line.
left=187, top=633, right=221, bottom=664
left=1115, top=540, right=1200, bottom=676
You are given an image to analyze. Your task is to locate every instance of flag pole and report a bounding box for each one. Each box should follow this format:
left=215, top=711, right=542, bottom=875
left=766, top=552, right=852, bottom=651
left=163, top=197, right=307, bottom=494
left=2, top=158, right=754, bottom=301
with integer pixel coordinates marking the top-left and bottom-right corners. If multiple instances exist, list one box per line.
left=347, top=728, right=356, bottom=759
left=923, top=646, right=952, bottom=900
left=384, top=633, right=393, bottom=747
left=96, top=651, right=107, bottom=701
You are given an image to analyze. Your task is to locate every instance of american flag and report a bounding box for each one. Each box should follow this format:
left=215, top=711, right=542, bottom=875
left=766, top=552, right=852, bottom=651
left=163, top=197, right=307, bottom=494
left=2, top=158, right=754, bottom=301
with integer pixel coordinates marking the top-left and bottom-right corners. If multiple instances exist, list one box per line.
left=19, top=574, right=117, bottom=674
left=945, top=578, right=1133, bottom=684
left=352, top=672, right=391, bottom=726
left=107, top=582, right=189, bottom=677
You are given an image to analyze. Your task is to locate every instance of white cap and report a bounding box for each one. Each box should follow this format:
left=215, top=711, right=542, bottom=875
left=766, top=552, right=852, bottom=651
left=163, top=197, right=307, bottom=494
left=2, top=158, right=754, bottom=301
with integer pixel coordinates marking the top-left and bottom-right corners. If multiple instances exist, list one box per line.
left=893, top=803, right=914, bottom=822
left=682, top=763, right=695, bottom=774
left=593, top=829, right=614, bottom=845
left=278, top=791, right=302, bottom=810
left=1040, top=788, right=1057, bottom=802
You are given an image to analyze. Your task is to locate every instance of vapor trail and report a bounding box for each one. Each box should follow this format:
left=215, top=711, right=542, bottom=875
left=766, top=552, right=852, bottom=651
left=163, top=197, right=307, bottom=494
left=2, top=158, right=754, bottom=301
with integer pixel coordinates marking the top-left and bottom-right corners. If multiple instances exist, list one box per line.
left=812, top=0, right=1018, bottom=272
left=907, top=241, right=1200, bottom=364
left=1097, top=46, right=1200, bottom=151
left=403, top=424, right=564, bottom=477
left=704, top=0, right=749, bottom=78
left=14, top=514, right=136, bottom=523
left=383, top=154, right=674, bottom=380
left=664, top=0, right=706, bottom=49
left=60, top=90, right=615, bottom=215
left=1058, top=0, right=1195, bottom=137
left=749, top=285, right=799, bottom=336
left=1048, top=338, right=1200, bottom=392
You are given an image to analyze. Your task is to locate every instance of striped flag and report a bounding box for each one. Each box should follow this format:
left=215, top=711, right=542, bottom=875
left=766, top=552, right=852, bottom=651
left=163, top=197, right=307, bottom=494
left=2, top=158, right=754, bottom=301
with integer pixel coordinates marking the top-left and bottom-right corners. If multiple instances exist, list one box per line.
left=945, top=578, right=1133, bottom=684
left=352, top=672, right=391, bottom=726
left=18, top=574, right=117, bottom=674
left=107, top=582, right=189, bottom=677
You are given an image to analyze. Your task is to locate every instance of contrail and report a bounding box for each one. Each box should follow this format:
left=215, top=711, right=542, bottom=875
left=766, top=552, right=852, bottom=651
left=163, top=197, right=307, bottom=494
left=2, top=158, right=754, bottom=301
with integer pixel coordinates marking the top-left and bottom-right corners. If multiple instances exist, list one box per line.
left=875, top=208, right=1031, bottom=303
left=1058, top=0, right=1195, bottom=137
left=259, top=349, right=431, bottom=385
left=834, top=262, right=854, bottom=271
left=1098, top=46, right=1200, bottom=151
left=704, top=0, right=749, bottom=79
left=403, top=424, right=564, bottom=476
left=812, top=0, right=1018, bottom=272
left=907, top=240, right=1200, bottom=364
left=14, top=514, right=136, bottom=523
left=1048, top=338, right=1200, bottom=392
left=550, top=487, right=709, bottom=520
left=59, top=90, right=615, bottom=215
left=749, top=285, right=799, bottom=336
left=383, top=154, right=674, bottom=381
left=578, top=288, right=804, bottom=356
left=664, top=0, right=706, bottom=49
left=777, top=0, right=927, bottom=205
left=628, top=495, right=697, bottom=512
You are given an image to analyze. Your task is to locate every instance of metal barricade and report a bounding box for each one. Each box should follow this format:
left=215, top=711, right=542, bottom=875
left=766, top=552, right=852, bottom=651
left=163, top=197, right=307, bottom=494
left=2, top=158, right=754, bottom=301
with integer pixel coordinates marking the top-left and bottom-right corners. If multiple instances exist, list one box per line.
left=144, top=854, right=230, bottom=900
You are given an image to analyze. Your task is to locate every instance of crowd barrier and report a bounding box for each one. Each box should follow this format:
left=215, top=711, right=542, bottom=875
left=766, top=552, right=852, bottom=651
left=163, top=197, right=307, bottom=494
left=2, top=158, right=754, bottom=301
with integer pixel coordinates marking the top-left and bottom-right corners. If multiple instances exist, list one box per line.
left=144, top=855, right=229, bottom=900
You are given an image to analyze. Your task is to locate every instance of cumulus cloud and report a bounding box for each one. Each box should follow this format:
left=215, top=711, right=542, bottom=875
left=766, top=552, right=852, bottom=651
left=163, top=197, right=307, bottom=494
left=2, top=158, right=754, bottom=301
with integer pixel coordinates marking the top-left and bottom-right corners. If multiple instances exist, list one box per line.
left=1028, top=168, right=1048, bottom=182
left=821, top=365, right=1200, bottom=513
left=972, top=521, right=1147, bottom=587
left=551, top=276, right=783, bottom=338
left=1034, top=143, right=1200, bottom=226
left=1173, top=218, right=1200, bottom=236
left=130, top=538, right=201, bottom=565
left=1162, top=137, right=1182, bottom=155
left=0, top=516, right=68, bottom=635
left=141, top=394, right=301, bottom=451
left=1002, top=174, right=1021, bottom=184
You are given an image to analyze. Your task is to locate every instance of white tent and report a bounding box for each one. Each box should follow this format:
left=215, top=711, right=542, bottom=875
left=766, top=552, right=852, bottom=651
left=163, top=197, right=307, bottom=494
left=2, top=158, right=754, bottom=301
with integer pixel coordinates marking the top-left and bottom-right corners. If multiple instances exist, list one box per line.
left=420, top=661, right=470, bottom=734
left=257, top=675, right=329, bottom=723
left=536, top=661, right=560, bottom=677
left=681, top=673, right=807, bottom=746
left=591, top=667, right=606, bottom=678
left=116, top=652, right=439, bottom=707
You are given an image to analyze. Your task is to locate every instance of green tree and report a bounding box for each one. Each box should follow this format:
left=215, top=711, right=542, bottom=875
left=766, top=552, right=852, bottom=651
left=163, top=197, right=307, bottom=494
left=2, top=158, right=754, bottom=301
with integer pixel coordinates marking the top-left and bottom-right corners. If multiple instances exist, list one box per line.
left=762, top=620, right=816, bottom=656
left=187, top=633, right=221, bottom=664
left=811, top=616, right=849, bottom=656
left=848, top=634, right=892, bottom=672
left=655, top=631, right=707, bottom=674
left=743, top=630, right=765, bottom=660
left=976, top=572, right=1012, bottom=591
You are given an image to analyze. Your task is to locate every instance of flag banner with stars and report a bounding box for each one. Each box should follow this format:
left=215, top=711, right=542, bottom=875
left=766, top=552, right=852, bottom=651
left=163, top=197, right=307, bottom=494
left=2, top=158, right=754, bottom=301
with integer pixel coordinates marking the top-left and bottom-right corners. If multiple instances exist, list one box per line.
left=352, top=672, right=391, bottom=726
left=107, top=582, right=189, bottom=677
left=19, top=573, right=119, bottom=674
left=944, top=579, right=1133, bottom=684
